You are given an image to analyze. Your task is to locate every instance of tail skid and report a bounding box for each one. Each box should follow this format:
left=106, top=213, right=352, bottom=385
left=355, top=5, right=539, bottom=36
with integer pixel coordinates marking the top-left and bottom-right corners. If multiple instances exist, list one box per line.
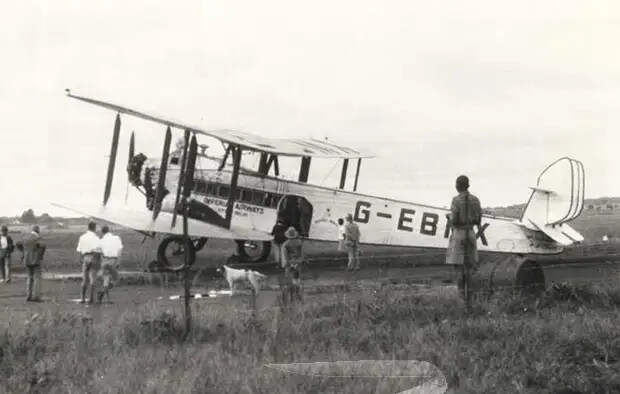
left=520, top=157, right=585, bottom=246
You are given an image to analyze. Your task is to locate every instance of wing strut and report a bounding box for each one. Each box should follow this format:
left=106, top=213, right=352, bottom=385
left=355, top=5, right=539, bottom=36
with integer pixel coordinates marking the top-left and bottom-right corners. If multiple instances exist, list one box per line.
left=103, top=113, right=121, bottom=205
left=171, top=129, right=191, bottom=228
left=152, top=126, right=172, bottom=220
left=353, top=158, right=362, bottom=191
left=224, top=145, right=242, bottom=227
left=339, top=159, right=349, bottom=189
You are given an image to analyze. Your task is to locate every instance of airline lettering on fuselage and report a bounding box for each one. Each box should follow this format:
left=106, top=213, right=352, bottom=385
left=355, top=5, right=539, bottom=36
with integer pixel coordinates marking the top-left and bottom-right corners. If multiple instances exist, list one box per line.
left=354, top=200, right=489, bottom=245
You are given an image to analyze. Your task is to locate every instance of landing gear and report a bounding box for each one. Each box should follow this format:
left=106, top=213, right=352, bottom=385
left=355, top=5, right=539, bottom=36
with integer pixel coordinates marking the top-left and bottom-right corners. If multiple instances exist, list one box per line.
left=156, top=236, right=208, bottom=270
left=463, top=256, right=546, bottom=299
left=234, top=239, right=272, bottom=263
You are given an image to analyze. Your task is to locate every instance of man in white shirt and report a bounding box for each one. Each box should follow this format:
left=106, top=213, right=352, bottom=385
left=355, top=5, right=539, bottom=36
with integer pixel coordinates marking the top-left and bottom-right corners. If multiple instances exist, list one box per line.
left=0, top=225, right=15, bottom=283
left=76, top=221, right=102, bottom=304
left=337, top=218, right=346, bottom=252
left=97, top=225, right=122, bottom=303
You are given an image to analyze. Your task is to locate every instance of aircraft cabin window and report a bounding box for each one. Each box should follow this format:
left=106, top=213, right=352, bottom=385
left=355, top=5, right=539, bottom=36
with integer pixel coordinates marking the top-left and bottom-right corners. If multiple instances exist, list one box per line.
left=196, top=180, right=207, bottom=193
left=234, top=188, right=241, bottom=200
left=241, top=189, right=253, bottom=203
left=206, top=183, right=217, bottom=196
left=219, top=185, right=230, bottom=198
left=252, top=191, right=264, bottom=205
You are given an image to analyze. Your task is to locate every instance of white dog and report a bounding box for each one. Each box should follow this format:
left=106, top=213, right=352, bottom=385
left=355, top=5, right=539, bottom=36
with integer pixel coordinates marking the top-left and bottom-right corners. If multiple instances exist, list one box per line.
left=216, top=265, right=267, bottom=295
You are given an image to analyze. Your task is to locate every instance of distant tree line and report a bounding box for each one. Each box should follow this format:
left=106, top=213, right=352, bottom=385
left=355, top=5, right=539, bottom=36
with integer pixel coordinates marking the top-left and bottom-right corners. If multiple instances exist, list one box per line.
left=20, top=209, right=54, bottom=224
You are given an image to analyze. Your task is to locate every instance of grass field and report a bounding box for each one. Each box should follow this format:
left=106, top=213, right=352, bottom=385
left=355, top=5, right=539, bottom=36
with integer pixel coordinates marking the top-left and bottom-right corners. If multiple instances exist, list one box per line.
left=0, top=283, right=619, bottom=393
left=0, top=216, right=618, bottom=393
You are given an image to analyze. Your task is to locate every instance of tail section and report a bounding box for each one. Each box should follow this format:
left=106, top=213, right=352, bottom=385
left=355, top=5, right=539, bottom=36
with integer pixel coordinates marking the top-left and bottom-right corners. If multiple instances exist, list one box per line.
left=520, top=157, right=585, bottom=246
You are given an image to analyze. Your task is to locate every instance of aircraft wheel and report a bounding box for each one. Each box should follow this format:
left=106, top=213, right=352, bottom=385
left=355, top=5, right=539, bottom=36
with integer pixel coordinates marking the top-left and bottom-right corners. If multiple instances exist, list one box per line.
left=460, top=255, right=546, bottom=299
left=157, top=235, right=196, bottom=270
left=235, top=240, right=271, bottom=262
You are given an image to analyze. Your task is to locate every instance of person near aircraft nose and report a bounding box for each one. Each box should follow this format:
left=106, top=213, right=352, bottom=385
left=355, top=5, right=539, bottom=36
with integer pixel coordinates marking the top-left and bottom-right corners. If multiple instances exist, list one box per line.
left=0, top=225, right=15, bottom=283
left=76, top=221, right=102, bottom=304
left=20, top=225, right=46, bottom=302
left=97, top=225, right=122, bottom=303
left=446, top=175, right=482, bottom=311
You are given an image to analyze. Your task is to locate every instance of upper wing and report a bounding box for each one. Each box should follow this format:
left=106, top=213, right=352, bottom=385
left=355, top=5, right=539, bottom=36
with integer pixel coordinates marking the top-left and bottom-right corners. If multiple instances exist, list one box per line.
left=66, top=90, right=373, bottom=159
left=51, top=202, right=272, bottom=242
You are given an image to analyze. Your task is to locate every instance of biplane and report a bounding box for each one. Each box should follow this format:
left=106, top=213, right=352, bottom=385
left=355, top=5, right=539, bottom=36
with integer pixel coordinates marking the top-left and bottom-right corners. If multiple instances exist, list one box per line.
left=55, top=90, right=585, bottom=291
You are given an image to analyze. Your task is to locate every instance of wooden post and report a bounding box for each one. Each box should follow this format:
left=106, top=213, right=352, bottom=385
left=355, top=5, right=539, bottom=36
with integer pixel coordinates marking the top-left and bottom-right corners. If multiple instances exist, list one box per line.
left=182, top=199, right=192, bottom=339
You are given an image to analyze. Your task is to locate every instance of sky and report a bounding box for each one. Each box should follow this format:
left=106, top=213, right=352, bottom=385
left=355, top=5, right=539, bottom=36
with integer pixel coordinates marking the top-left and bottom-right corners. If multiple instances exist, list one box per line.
left=0, top=1, right=618, bottom=217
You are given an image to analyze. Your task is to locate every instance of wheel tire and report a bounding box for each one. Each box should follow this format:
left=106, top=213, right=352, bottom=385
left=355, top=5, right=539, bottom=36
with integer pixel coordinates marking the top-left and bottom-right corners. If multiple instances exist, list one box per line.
left=157, top=235, right=196, bottom=269
left=235, top=240, right=272, bottom=262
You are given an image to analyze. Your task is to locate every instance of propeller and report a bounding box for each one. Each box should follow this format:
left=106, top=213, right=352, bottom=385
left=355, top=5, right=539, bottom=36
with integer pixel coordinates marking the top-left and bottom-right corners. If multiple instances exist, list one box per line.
left=152, top=126, right=172, bottom=220
left=124, top=131, right=135, bottom=203
left=103, top=113, right=121, bottom=206
left=171, top=130, right=191, bottom=228
left=128, top=131, right=135, bottom=162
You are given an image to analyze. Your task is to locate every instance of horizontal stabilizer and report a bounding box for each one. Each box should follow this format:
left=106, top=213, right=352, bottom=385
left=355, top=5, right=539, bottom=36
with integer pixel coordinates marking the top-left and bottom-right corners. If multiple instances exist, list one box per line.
left=526, top=219, right=583, bottom=246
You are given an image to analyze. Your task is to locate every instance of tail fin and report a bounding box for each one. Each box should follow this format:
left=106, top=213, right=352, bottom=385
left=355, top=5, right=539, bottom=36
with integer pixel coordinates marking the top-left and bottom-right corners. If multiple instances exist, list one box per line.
left=520, top=157, right=585, bottom=245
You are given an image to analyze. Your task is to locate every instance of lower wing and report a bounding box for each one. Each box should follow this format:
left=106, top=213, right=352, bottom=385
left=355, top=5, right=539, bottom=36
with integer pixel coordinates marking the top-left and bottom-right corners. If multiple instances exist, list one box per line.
left=51, top=202, right=272, bottom=241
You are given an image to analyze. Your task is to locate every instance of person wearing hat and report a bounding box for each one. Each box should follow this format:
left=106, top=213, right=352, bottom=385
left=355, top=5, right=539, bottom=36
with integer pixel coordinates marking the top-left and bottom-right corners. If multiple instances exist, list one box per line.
left=446, top=175, right=482, bottom=310
left=281, top=226, right=305, bottom=302
left=0, top=225, right=15, bottom=283
left=21, top=225, right=46, bottom=301
left=344, top=213, right=361, bottom=271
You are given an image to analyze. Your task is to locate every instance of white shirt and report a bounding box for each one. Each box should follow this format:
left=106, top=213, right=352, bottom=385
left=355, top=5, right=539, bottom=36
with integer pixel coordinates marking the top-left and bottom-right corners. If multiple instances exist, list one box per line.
left=101, top=233, right=123, bottom=258
left=0, top=236, right=7, bottom=249
left=76, top=231, right=102, bottom=254
left=338, top=225, right=346, bottom=240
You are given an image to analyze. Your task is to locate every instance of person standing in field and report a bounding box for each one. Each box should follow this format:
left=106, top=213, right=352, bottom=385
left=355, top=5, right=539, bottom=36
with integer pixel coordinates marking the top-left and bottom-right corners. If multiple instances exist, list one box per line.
left=446, top=175, right=482, bottom=312
left=21, top=225, right=45, bottom=302
left=271, top=219, right=287, bottom=268
left=0, top=225, right=15, bottom=283
left=281, top=226, right=305, bottom=302
left=97, top=225, right=122, bottom=303
left=76, top=221, right=102, bottom=304
left=344, top=213, right=361, bottom=271
left=337, top=218, right=346, bottom=252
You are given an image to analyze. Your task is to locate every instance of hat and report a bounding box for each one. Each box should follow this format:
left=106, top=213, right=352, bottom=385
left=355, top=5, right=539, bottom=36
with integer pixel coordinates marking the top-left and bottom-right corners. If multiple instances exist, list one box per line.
left=285, top=226, right=299, bottom=239
left=345, top=213, right=353, bottom=221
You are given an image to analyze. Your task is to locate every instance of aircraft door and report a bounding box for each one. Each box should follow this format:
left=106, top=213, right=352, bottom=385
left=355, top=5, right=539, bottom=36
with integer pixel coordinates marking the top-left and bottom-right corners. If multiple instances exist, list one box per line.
left=277, top=195, right=313, bottom=237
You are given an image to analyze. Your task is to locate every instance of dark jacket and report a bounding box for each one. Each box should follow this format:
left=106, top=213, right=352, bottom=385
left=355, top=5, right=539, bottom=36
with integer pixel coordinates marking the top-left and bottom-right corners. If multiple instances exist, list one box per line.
left=271, top=223, right=287, bottom=245
left=21, top=232, right=46, bottom=267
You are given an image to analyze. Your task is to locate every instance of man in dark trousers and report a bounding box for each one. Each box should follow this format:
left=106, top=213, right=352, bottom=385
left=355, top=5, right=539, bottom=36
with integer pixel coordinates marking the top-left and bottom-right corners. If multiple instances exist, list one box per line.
left=446, top=175, right=482, bottom=311
left=21, top=225, right=46, bottom=302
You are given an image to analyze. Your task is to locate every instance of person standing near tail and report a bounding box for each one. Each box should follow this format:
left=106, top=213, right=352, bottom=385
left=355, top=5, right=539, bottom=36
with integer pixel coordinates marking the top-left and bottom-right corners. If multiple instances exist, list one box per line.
left=76, top=221, right=102, bottom=304
left=97, top=225, right=122, bottom=303
left=446, top=175, right=482, bottom=311
left=344, top=213, right=361, bottom=271
left=0, top=225, right=15, bottom=283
